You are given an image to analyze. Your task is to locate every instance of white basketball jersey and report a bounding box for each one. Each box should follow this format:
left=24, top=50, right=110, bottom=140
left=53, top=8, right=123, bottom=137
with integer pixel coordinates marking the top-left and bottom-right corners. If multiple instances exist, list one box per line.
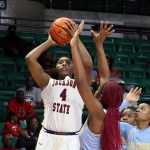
left=41, top=76, right=84, bottom=132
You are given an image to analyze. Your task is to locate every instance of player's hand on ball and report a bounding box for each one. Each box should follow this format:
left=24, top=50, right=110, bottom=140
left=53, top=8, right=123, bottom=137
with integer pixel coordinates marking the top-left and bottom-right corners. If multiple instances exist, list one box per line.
left=63, top=21, right=78, bottom=38
left=48, top=35, right=60, bottom=46
left=70, top=20, right=84, bottom=47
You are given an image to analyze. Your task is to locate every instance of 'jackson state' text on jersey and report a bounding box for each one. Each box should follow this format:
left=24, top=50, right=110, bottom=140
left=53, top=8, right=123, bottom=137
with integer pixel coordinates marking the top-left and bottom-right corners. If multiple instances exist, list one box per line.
left=41, top=76, right=84, bottom=132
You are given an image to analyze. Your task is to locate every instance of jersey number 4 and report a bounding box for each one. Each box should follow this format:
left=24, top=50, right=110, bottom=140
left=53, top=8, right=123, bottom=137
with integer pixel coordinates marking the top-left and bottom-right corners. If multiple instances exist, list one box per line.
left=60, top=89, right=67, bottom=101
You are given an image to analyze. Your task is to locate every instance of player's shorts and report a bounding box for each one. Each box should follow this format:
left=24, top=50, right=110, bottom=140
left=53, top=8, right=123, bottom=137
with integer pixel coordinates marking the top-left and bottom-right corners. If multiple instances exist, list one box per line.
left=35, top=128, right=80, bottom=150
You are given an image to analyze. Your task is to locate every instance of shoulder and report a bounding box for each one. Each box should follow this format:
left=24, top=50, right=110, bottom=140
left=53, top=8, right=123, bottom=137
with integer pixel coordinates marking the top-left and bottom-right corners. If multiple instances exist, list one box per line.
left=8, top=98, right=16, bottom=104
left=120, top=122, right=133, bottom=131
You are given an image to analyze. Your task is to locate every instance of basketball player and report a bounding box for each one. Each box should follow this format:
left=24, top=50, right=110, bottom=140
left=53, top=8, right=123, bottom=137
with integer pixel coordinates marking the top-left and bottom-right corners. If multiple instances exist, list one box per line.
left=25, top=20, right=92, bottom=150
left=70, top=21, right=141, bottom=150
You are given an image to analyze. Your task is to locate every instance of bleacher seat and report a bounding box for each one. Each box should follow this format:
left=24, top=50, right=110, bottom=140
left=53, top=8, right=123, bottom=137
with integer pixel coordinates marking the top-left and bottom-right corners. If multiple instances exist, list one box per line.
left=0, top=136, right=3, bottom=147
left=113, top=65, right=126, bottom=78
left=82, top=110, right=89, bottom=124
left=0, top=71, right=7, bottom=88
left=0, top=57, right=17, bottom=72
left=35, top=108, right=44, bottom=121
left=0, top=48, right=4, bottom=56
left=138, top=43, right=150, bottom=54
left=53, top=50, right=70, bottom=61
left=0, top=122, right=5, bottom=135
left=141, top=79, right=150, bottom=94
left=35, top=33, right=48, bottom=44
left=104, top=42, right=116, bottom=52
left=0, top=108, right=7, bottom=121
left=0, top=90, right=16, bottom=101
left=138, top=95, right=150, bottom=105
left=128, top=68, right=146, bottom=79
left=119, top=43, right=135, bottom=53
left=134, top=56, right=149, bottom=66
left=15, top=58, right=30, bottom=75
left=12, top=137, right=18, bottom=148
left=123, top=77, right=141, bottom=87
left=114, top=54, right=130, bottom=65
left=6, top=72, right=26, bottom=89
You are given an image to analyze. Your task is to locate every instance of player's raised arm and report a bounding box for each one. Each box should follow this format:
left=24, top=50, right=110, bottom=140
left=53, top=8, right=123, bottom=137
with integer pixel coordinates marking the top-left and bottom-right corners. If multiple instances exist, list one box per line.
left=77, top=38, right=93, bottom=85
left=92, top=21, right=114, bottom=84
left=65, top=20, right=93, bottom=85
left=25, top=35, right=57, bottom=90
left=70, top=20, right=103, bottom=118
left=91, top=21, right=115, bottom=98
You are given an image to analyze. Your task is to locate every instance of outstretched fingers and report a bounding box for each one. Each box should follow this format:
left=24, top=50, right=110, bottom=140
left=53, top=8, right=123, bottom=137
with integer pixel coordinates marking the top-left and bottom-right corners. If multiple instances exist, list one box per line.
left=135, top=88, right=142, bottom=95
left=74, top=20, right=84, bottom=37
left=106, top=25, right=115, bottom=35
left=90, top=30, right=96, bottom=38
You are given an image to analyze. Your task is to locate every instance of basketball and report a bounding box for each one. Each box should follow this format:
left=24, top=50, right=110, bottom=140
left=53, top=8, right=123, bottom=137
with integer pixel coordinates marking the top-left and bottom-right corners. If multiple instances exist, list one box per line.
left=49, top=17, right=74, bottom=45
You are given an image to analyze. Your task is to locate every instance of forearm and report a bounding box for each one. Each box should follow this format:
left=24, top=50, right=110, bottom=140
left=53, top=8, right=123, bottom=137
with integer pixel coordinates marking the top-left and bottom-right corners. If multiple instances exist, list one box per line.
left=95, top=43, right=110, bottom=83
left=77, top=38, right=92, bottom=84
left=71, top=44, right=85, bottom=81
left=78, top=38, right=92, bottom=67
left=119, top=99, right=130, bottom=112
left=25, top=40, right=53, bottom=61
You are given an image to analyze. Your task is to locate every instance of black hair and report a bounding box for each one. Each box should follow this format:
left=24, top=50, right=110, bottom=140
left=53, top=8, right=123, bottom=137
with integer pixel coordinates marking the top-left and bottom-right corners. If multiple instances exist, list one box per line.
left=16, top=90, right=24, bottom=95
left=6, top=112, right=17, bottom=121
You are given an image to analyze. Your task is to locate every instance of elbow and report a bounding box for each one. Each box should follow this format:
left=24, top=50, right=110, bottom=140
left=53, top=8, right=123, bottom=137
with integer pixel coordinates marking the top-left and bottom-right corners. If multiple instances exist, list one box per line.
left=86, top=60, right=93, bottom=67
left=25, top=53, right=29, bottom=61
left=25, top=54, right=33, bottom=64
left=85, top=61, right=93, bottom=71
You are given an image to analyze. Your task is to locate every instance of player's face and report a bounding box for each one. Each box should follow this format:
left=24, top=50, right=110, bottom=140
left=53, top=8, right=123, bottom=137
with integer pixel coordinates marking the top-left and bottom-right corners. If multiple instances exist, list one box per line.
left=134, top=103, right=150, bottom=122
left=56, top=57, right=73, bottom=79
left=120, top=109, right=136, bottom=126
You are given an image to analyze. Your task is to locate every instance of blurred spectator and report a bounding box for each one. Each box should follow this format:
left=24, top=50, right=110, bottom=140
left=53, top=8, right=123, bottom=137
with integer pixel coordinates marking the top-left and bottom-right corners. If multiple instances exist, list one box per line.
left=17, top=75, right=42, bottom=108
left=107, top=57, right=122, bottom=80
left=0, top=25, right=31, bottom=57
left=0, top=135, right=18, bottom=150
left=7, top=90, right=36, bottom=122
left=16, top=116, right=41, bottom=150
left=2, top=112, right=28, bottom=138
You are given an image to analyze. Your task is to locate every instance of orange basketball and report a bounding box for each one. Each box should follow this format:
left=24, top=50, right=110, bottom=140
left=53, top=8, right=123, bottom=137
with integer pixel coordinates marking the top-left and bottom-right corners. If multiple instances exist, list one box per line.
left=49, top=17, right=74, bottom=45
